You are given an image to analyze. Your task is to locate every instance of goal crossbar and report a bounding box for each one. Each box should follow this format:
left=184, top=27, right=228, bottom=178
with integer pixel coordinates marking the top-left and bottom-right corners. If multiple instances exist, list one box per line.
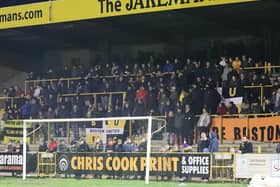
left=22, top=116, right=153, bottom=184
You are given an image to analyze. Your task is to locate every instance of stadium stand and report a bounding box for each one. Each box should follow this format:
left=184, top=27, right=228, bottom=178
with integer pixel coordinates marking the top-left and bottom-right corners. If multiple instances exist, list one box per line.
left=0, top=55, right=279, bottom=151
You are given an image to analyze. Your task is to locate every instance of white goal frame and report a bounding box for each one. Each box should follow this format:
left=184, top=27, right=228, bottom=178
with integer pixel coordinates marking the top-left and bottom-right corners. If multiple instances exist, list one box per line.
left=22, top=116, right=153, bottom=184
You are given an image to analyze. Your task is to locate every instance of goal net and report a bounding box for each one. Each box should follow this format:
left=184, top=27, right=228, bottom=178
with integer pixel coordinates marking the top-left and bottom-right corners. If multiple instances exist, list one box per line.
left=22, top=116, right=167, bottom=184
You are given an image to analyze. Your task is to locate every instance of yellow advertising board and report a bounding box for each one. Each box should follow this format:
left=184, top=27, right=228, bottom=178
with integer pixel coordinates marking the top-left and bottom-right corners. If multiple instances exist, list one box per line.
left=0, top=2, right=49, bottom=29
left=0, top=0, right=257, bottom=29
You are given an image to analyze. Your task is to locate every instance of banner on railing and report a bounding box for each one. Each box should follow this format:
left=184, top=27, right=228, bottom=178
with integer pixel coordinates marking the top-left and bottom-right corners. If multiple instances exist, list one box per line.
left=3, top=121, right=32, bottom=144
left=0, top=153, right=23, bottom=172
left=224, top=97, right=243, bottom=113
left=211, top=116, right=280, bottom=142
left=56, top=152, right=210, bottom=177
left=180, top=153, right=210, bottom=178
left=236, top=154, right=280, bottom=178
left=86, top=120, right=126, bottom=144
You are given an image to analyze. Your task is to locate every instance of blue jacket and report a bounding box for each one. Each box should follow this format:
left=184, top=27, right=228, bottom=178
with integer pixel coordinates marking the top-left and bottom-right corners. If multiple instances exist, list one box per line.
left=209, top=132, right=219, bottom=152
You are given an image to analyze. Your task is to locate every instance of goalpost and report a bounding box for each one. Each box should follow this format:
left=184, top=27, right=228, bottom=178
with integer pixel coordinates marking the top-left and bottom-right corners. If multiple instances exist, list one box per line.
left=22, top=116, right=166, bottom=184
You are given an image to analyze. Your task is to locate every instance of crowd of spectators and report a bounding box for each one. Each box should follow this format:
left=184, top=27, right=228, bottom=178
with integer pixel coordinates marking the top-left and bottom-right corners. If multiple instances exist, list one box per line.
left=39, top=136, right=146, bottom=154
left=1, top=55, right=280, bottom=145
left=2, top=55, right=279, bottom=122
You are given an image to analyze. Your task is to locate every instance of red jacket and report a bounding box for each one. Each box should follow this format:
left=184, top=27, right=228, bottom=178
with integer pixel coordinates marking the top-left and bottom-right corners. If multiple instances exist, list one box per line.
left=48, top=140, right=57, bottom=152
left=136, top=88, right=148, bottom=105
left=217, top=105, right=228, bottom=115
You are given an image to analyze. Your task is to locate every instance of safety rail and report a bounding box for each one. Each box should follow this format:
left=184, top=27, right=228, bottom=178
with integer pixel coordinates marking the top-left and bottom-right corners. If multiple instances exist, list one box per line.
left=2, top=113, right=278, bottom=146
left=3, top=115, right=167, bottom=145
left=244, top=85, right=274, bottom=106
left=0, top=96, right=43, bottom=110
left=24, top=62, right=280, bottom=93
left=24, top=72, right=175, bottom=94
left=0, top=96, right=20, bottom=108
left=61, top=91, right=127, bottom=109
left=242, top=62, right=280, bottom=74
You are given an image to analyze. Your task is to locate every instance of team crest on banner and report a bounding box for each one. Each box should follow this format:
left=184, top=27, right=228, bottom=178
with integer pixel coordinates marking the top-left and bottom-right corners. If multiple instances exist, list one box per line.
left=58, top=155, right=70, bottom=172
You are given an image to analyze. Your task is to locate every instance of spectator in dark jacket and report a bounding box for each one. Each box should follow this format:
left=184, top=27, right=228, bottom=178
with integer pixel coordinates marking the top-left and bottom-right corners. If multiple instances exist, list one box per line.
left=197, top=132, right=209, bottom=152
left=162, top=60, right=174, bottom=73
left=114, top=139, right=124, bottom=152
left=228, top=101, right=238, bottom=114
left=78, top=138, right=90, bottom=152
left=166, top=110, right=175, bottom=145
left=133, top=99, right=146, bottom=116
left=276, top=143, right=280, bottom=153
left=138, top=137, right=147, bottom=152
left=208, top=131, right=219, bottom=152
left=203, top=86, right=221, bottom=114
left=174, top=107, right=184, bottom=146
left=29, top=98, right=40, bottom=119
left=190, top=84, right=204, bottom=115
left=58, top=140, right=68, bottom=152
left=239, top=136, right=253, bottom=154
left=20, top=100, right=30, bottom=119
left=106, top=138, right=115, bottom=153
left=182, top=105, right=195, bottom=145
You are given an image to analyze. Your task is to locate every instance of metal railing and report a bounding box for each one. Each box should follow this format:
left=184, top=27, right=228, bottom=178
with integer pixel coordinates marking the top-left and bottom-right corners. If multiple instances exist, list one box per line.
left=24, top=62, right=280, bottom=93
left=244, top=85, right=274, bottom=107
left=61, top=91, right=127, bottom=110
left=242, top=62, right=280, bottom=74
left=24, top=72, right=175, bottom=94
left=3, top=115, right=166, bottom=145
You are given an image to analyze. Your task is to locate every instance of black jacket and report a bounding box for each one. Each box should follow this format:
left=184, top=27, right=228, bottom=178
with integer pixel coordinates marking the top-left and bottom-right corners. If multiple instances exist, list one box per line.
left=78, top=142, right=90, bottom=152
left=239, top=141, right=253, bottom=153
left=182, top=111, right=195, bottom=135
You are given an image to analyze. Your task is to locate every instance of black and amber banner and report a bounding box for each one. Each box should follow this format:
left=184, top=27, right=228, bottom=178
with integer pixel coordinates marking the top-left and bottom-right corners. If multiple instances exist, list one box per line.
left=3, top=121, right=32, bottom=144
left=180, top=153, right=210, bottom=178
left=222, top=86, right=243, bottom=98
left=56, top=152, right=210, bottom=177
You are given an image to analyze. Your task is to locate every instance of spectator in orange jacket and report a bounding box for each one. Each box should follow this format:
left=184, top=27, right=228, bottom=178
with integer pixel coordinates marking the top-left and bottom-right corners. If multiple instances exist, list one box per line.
left=232, top=57, right=242, bottom=73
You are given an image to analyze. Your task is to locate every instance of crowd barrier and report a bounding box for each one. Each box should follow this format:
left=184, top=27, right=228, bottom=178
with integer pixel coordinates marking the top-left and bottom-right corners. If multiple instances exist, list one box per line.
left=24, top=62, right=280, bottom=91
left=61, top=91, right=127, bottom=110
left=24, top=72, right=174, bottom=94
left=2, top=152, right=279, bottom=181
left=2, top=116, right=166, bottom=145
left=236, top=153, right=280, bottom=178
left=2, top=114, right=279, bottom=145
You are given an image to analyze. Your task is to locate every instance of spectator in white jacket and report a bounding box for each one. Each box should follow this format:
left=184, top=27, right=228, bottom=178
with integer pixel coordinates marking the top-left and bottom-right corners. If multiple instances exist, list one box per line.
left=197, top=108, right=211, bottom=135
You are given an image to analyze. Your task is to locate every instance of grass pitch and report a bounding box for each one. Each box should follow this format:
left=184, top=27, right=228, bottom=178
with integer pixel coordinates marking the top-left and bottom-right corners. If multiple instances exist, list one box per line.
left=0, top=178, right=247, bottom=187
